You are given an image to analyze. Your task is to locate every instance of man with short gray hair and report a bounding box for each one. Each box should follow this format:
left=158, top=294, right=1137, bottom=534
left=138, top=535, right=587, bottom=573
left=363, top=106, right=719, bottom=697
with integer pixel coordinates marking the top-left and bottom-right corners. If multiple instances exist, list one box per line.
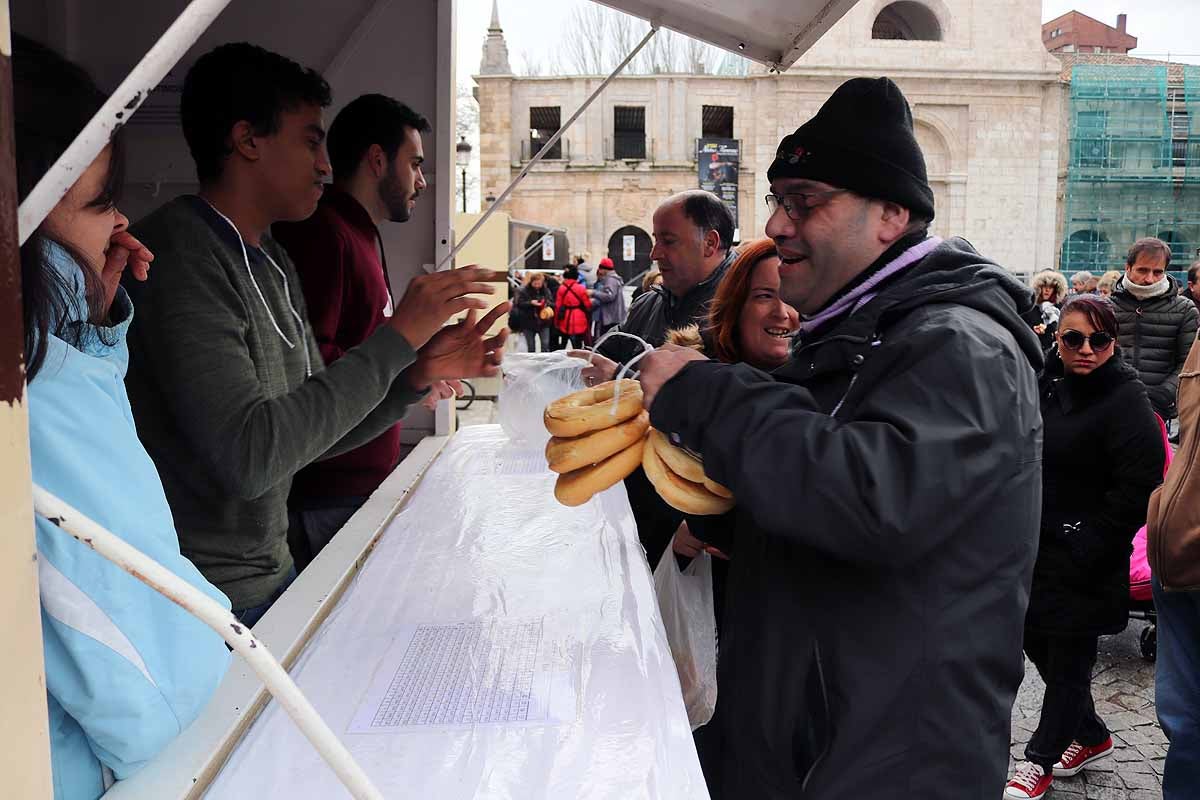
left=1111, top=237, right=1198, bottom=421
left=578, top=188, right=736, bottom=567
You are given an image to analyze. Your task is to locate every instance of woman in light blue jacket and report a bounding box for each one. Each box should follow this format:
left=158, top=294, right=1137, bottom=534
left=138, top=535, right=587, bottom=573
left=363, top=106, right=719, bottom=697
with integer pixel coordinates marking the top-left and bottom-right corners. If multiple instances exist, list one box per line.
left=14, top=36, right=230, bottom=799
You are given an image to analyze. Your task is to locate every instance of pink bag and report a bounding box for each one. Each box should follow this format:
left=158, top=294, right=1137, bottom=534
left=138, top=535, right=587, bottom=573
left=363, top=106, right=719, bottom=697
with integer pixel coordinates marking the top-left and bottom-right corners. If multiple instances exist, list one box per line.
left=1130, top=415, right=1172, bottom=601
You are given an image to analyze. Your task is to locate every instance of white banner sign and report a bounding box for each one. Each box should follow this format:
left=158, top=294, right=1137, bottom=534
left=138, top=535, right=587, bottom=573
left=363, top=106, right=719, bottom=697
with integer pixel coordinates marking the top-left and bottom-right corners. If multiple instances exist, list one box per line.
left=541, top=236, right=555, bottom=261
left=622, top=235, right=636, bottom=262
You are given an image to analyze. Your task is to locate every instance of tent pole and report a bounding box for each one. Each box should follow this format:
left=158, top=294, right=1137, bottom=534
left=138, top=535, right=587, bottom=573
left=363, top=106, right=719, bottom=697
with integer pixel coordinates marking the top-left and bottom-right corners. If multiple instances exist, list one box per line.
left=438, top=24, right=658, bottom=271
left=33, top=486, right=385, bottom=800
left=17, top=0, right=234, bottom=243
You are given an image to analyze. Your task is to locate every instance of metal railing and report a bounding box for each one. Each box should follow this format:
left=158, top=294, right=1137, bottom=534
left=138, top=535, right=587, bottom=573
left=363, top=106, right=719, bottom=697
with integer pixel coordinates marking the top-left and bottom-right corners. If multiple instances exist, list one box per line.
left=520, top=138, right=569, bottom=161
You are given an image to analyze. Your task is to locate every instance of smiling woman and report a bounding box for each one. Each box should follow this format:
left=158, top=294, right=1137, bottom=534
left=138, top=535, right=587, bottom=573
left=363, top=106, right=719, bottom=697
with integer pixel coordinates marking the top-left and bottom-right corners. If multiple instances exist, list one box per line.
left=706, top=237, right=799, bottom=369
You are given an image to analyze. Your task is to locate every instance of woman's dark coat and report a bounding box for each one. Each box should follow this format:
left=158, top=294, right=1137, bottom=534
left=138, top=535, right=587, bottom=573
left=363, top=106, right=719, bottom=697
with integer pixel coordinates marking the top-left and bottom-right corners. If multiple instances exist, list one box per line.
left=1027, top=348, right=1165, bottom=636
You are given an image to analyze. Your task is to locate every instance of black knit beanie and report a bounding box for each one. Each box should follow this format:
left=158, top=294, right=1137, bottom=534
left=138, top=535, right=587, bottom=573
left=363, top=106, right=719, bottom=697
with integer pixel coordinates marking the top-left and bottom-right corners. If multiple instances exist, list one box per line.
left=767, top=77, right=935, bottom=221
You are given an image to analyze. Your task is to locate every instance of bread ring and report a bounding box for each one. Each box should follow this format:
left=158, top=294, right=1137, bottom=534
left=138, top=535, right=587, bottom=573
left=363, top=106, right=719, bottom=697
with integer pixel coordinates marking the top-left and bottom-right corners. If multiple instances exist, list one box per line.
left=648, top=428, right=732, bottom=498
left=648, top=429, right=705, bottom=484
left=546, top=412, right=650, bottom=474
left=554, top=437, right=646, bottom=507
left=703, top=477, right=734, bottom=499
left=544, top=379, right=643, bottom=438
left=643, top=433, right=735, bottom=516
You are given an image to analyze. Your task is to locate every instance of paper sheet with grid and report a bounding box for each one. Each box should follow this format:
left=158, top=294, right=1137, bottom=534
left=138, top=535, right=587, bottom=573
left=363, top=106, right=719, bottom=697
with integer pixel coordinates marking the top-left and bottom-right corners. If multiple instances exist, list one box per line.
left=349, top=617, right=573, bottom=732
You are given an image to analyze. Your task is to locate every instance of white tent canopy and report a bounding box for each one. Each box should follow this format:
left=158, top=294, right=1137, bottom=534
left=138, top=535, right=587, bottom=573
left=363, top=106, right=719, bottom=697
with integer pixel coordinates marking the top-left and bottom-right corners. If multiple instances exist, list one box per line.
left=594, top=0, right=863, bottom=69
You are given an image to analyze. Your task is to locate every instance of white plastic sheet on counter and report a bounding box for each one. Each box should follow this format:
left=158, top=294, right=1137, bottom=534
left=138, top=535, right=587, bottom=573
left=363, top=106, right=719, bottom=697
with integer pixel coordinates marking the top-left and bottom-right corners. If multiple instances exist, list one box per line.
left=204, top=425, right=708, bottom=799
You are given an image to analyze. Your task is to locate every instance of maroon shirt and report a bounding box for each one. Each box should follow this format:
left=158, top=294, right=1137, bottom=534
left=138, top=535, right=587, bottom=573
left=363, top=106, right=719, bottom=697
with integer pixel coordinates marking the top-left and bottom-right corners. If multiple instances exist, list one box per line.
left=274, top=188, right=400, bottom=503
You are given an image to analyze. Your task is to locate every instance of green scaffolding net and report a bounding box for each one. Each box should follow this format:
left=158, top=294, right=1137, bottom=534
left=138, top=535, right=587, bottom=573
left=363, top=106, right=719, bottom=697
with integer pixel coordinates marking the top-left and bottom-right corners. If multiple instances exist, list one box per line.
left=1062, top=64, right=1200, bottom=280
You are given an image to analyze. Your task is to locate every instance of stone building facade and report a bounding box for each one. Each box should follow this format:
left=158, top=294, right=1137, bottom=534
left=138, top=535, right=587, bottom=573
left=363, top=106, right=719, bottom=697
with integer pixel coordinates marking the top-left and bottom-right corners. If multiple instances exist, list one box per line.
left=475, top=0, right=1064, bottom=279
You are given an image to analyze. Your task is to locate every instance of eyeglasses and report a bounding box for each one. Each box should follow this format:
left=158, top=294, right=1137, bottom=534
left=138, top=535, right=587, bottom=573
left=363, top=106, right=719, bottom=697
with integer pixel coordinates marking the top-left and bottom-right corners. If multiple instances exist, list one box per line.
left=764, top=190, right=847, bottom=221
left=1059, top=329, right=1114, bottom=352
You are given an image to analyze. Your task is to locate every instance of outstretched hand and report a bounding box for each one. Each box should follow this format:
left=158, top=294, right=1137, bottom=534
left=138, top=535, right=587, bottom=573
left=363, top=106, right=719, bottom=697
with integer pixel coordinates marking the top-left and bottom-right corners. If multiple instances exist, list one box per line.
left=388, top=266, right=507, bottom=350
left=408, top=303, right=511, bottom=391
left=568, top=349, right=617, bottom=387
left=420, top=379, right=464, bottom=411
left=637, top=343, right=708, bottom=411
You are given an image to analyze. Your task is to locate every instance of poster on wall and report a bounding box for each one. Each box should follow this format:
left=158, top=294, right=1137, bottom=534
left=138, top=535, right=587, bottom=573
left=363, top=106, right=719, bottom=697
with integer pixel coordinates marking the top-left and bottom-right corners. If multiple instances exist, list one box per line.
left=697, top=138, right=739, bottom=231
left=622, top=235, right=636, bottom=262
left=541, top=235, right=555, bottom=262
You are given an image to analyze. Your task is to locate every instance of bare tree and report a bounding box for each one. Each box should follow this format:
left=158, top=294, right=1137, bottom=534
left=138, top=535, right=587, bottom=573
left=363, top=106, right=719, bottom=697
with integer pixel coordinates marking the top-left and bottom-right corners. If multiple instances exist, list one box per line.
left=562, top=4, right=610, bottom=75
left=516, top=47, right=549, bottom=76
left=555, top=4, right=733, bottom=76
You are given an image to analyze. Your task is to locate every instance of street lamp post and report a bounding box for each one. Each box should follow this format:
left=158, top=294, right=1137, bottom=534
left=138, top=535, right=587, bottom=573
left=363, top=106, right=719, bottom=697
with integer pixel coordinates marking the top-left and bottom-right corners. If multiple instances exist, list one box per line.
left=455, top=136, right=472, bottom=214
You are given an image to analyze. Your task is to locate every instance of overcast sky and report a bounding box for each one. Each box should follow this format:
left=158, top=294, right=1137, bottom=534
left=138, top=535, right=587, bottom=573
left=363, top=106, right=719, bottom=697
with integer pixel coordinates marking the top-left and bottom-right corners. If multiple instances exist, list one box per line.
left=456, top=0, right=1200, bottom=80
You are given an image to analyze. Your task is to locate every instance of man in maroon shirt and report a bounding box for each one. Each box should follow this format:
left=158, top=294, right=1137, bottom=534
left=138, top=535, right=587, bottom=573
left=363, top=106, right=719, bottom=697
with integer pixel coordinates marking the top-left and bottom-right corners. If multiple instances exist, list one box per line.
left=276, top=94, right=454, bottom=568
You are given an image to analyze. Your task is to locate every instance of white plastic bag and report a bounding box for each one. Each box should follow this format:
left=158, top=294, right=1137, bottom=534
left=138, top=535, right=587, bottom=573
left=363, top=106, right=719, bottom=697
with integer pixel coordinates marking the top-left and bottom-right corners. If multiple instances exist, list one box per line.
left=497, top=352, right=586, bottom=445
left=653, top=551, right=718, bottom=730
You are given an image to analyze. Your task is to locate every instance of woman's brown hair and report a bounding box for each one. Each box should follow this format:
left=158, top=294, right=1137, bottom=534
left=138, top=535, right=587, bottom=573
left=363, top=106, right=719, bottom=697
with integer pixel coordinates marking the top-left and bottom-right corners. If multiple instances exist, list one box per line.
left=707, top=238, right=779, bottom=364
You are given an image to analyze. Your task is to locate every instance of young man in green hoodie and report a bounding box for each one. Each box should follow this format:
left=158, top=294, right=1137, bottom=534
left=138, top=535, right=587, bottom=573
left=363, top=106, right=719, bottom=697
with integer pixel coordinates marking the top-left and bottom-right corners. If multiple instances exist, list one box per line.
left=124, top=42, right=508, bottom=625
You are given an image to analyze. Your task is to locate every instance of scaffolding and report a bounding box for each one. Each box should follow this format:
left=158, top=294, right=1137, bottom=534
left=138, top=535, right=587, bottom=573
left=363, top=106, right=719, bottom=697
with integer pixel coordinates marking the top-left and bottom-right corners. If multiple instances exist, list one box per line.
left=1061, top=64, right=1200, bottom=277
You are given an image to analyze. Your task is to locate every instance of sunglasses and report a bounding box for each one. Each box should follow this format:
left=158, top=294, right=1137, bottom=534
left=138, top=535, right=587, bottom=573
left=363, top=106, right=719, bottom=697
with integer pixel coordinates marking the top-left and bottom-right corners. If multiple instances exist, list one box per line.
left=1059, top=329, right=1114, bottom=352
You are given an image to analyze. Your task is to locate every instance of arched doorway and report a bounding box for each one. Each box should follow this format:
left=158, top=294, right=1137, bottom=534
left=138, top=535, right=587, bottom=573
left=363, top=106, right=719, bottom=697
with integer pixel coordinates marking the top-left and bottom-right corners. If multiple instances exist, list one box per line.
left=871, top=1, right=943, bottom=40
left=523, top=230, right=570, bottom=271
left=607, top=226, right=652, bottom=283
left=1062, top=229, right=1111, bottom=272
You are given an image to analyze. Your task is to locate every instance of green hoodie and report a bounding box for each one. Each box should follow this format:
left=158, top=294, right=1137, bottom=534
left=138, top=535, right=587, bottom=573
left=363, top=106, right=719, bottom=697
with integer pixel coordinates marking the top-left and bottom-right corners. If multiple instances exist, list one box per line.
left=126, top=196, right=423, bottom=609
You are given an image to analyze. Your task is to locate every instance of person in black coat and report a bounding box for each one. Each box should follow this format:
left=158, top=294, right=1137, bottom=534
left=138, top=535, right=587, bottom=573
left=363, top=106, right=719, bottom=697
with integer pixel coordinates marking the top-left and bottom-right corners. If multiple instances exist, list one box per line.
left=1005, top=296, right=1165, bottom=799
left=1110, top=238, right=1199, bottom=422
left=639, top=78, right=1044, bottom=799
left=513, top=271, right=555, bottom=352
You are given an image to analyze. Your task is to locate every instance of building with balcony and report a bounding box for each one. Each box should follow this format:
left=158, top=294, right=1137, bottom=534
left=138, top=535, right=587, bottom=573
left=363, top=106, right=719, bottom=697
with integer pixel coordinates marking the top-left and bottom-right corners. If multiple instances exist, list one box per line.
left=1056, top=55, right=1200, bottom=274
left=475, top=0, right=1063, bottom=280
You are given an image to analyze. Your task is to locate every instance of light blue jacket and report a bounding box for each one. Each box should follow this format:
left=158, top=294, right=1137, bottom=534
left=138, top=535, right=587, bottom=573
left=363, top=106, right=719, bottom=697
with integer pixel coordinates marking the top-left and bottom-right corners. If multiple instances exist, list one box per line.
left=27, top=245, right=231, bottom=800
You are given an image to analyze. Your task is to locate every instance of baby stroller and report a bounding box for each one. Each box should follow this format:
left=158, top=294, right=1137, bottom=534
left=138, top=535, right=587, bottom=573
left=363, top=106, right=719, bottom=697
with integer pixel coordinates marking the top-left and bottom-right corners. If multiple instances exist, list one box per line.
left=1128, top=413, right=1172, bottom=662
left=1130, top=526, right=1157, bottom=661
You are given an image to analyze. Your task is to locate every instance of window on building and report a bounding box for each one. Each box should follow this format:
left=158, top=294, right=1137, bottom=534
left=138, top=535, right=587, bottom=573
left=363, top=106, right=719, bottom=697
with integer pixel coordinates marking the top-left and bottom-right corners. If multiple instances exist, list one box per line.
left=1063, top=229, right=1111, bottom=271
left=613, top=106, right=646, bottom=160
left=871, top=2, right=943, bottom=41
left=1075, top=110, right=1108, bottom=168
left=702, top=105, right=734, bottom=139
left=1156, top=231, right=1189, bottom=265
left=529, top=106, right=562, bottom=160
left=1171, top=109, right=1190, bottom=167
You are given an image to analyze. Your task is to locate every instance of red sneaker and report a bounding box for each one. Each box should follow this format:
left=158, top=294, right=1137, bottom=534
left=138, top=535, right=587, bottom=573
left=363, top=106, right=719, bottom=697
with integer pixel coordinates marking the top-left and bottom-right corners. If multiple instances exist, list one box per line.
left=1004, top=762, right=1052, bottom=799
left=1053, top=736, right=1114, bottom=777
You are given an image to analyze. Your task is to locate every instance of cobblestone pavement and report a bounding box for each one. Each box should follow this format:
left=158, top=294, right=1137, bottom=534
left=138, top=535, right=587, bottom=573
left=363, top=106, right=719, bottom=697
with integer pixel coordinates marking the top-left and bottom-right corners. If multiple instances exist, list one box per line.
left=1009, top=624, right=1166, bottom=799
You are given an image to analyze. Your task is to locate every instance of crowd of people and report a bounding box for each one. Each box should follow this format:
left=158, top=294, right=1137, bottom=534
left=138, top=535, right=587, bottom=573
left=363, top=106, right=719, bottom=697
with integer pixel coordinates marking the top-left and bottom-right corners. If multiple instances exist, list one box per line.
left=14, top=31, right=1200, bottom=800
left=18, top=38, right=508, bottom=798
left=510, top=253, right=638, bottom=352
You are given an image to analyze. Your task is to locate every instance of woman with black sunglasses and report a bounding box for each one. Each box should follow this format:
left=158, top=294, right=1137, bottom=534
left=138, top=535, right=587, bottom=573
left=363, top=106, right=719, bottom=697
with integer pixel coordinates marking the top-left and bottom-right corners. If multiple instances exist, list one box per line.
left=1006, top=296, right=1165, bottom=799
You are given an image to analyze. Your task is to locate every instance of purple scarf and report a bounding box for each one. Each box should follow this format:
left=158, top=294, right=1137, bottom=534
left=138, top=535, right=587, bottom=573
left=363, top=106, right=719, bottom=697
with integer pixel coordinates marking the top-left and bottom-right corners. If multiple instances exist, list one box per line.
left=800, top=236, right=943, bottom=337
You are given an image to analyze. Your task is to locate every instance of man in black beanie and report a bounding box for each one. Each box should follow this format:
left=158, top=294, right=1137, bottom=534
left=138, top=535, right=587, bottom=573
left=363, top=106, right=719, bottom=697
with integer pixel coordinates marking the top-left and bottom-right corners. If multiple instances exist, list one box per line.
left=636, top=77, right=1044, bottom=799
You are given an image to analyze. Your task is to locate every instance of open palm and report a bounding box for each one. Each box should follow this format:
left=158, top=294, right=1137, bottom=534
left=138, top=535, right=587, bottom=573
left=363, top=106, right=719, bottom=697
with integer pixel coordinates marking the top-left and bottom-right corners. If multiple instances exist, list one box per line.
left=414, top=303, right=511, bottom=386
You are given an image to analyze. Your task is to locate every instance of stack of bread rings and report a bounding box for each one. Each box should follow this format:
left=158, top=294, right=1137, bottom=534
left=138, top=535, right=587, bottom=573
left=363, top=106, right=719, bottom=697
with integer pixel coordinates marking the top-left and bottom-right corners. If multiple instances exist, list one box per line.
left=545, top=379, right=649, bottom=506
left=643, top=429, right=735, bottom=515
left=542, top=378, right=735, bottom=515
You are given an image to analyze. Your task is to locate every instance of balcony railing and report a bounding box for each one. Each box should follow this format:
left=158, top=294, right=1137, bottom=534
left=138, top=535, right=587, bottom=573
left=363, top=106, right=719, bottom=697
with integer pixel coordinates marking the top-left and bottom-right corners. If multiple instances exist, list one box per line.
left=519, top=138, right=569, bottom=162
